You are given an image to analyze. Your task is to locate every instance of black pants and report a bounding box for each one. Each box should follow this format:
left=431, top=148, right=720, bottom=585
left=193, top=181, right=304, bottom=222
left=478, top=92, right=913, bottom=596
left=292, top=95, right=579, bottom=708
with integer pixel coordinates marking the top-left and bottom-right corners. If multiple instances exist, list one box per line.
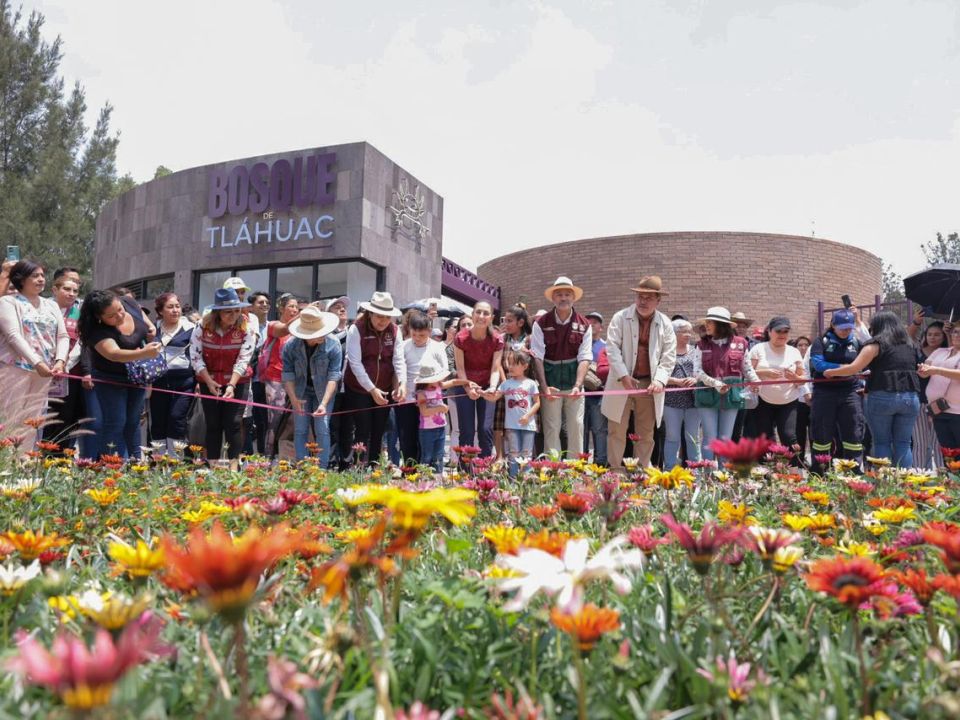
left=395, top=401, right=421, bottom=465
left=200, top=383, right=248, bottom=460
left=796, top=401, right=810, bottom=460
left=810, top=390, right=864, bottom=473
left=252, top=381, right=268, bottom=454
left=150, top=371, right=195, bottom=442
left=933, top=413, right=960, bottom=451
left=343, top=390, right=392, bottom=465
left=754, top=398, right=799, bottom=460
left=43, top=377, right=86, bottom=448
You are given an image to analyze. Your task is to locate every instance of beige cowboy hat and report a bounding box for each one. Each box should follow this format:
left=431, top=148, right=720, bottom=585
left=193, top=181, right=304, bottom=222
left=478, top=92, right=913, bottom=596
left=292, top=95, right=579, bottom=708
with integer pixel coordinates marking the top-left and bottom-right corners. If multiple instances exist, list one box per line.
left=731, top=311, right=753, bottom=326
left=415, top=362, right=449, bottom=385
left=289, top=306, right=339, bottom=340
left=359, top=291, right=402, bottom=318
left=544, top=276, right=583, bottom=303
left=630, top=276, right=668, bottom=296
left=698, top=306, right=736, bottom=326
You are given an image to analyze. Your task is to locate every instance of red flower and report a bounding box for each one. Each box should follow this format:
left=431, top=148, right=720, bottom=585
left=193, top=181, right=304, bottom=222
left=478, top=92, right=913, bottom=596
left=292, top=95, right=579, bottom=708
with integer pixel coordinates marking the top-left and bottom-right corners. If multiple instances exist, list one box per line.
left=556, top=493, right=591, bottom=516
left=891, top=568, right=937, bottom=606
left=626, top=525, right=670, bottom=555
left=940, top=447, right=960, bottom=458
left=804, top=556, right=889, bottom=607
left=708, top=436, right=772, bottom=467
left=660, top=514, right=743, bottom=575
left=921, top=522, right=960, bottom=574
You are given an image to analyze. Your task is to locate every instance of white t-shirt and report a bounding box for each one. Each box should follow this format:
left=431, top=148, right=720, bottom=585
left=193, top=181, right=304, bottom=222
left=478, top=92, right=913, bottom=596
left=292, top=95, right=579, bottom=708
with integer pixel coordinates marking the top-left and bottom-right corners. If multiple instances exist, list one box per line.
left=401, top=338, right=449, bottom=397
left=749, top=342, right=804, bottom=405
left=499, top=377, right=539, bottom=431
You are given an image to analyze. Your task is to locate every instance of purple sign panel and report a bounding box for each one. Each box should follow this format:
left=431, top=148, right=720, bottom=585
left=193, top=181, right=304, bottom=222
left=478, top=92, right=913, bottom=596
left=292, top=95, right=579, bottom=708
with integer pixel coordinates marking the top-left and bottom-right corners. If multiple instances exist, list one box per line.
left=208, top=152, right=337, bottom=218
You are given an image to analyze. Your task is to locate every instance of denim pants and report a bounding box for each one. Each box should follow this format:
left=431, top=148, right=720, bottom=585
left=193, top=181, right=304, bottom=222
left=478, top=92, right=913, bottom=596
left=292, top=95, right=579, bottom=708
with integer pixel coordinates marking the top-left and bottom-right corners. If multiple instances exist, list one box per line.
left=664, top=406, right=702, bottom=468
left=455, top=394, right=494, bottom=458
left=699, top=407, right=738, bottom=461
left=864, top=391, right=920, bottom=467
left=418, top=426, right=446, bottom=471
left=293, top=392, right=333, bottom=466
left=93, top=376, right=145, bottom=459
left=80, top=386, right=103, bottom=459
left=583, top=395, right=608, bottom=464
left=932, top=412, right=960, bottom=454
left=505, top=428, right=536, bottom=478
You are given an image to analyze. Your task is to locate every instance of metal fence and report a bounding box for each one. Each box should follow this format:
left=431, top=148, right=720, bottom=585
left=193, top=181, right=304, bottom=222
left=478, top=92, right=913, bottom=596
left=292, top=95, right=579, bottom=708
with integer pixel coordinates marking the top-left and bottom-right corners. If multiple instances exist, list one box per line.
left=817, top=296, right=914, bottom=337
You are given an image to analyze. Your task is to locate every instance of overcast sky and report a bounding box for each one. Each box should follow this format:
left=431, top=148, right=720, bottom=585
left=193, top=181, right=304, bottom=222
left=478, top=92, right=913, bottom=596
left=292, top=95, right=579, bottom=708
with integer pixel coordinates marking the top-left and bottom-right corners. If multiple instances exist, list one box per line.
left=28, top=0, right=960, bottom=278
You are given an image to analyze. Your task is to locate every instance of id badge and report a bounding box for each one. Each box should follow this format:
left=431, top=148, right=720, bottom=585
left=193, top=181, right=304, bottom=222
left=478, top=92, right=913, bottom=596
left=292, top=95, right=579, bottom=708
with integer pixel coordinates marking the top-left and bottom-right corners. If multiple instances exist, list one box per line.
left=48, top=375, right=68, bottom=398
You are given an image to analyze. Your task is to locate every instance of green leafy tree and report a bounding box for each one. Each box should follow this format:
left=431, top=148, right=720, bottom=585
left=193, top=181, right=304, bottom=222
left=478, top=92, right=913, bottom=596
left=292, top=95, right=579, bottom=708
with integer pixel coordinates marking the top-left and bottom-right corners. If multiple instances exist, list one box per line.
left=881, top=261, right=904, bottom=303
left=0, top=1, right=124, bottom=277
left=921, top=231, right=960, bottom=266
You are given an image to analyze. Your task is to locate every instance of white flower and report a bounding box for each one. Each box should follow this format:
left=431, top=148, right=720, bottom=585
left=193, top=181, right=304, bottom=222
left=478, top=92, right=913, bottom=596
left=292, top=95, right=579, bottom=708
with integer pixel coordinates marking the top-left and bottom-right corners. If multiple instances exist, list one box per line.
left=0, top=559, right=41, bottom=595
left=495, top=536, right=643, bottom=612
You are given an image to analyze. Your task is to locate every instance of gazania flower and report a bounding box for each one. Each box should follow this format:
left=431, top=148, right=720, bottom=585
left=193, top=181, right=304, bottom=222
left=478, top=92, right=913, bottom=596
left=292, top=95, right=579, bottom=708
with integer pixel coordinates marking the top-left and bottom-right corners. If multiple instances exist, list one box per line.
left=783, top=513, right=836, bottom=536
left=108, top=538, right=165, bottom=579
left=697, top=652, right=768, bottom=704
left=521, top=530, right=575, bottom=558
left=346, top=486, right=477, bottom=530
left=395, top=702, right=441, bottom=720
left=865, top=456, right=891, bottom=467
left=482, top=525, right=527, bottom=555
left=496, top=536, right=643, bottom=612
left=644, top=465, right=694, bottom=490
left=921, top=523, right=960, bottom=574
left=550, top=603, right=620, bottom=652
left=772, top=546, right=804, bottom=574
left=872, top=507, right=916, bottom=524
left=0, top=559, right=41, bottom=595
left=833, top=458, right=859, bottom=472
left=717, top=500, right=756, bottom=526
left=6, top=611, right=170, bottom=710
left=805, top=556, right=889, bottom=607
left=3, top=530, right=70, bottom=561
left=161, top=521, right=300, bottom=619
left=864, top=583, right=922, bottom=619
left=747, top=527, right=801, bottom=565
left=626, top=525, right=670, bottom=555
left=661, top=515, right=743, bottom=575
left=801, top=491, right=830, bottom=506
left=836, top=540, right=876, bottom=557
left=527, top=504, right=558, bottom=521
left=555, top=493, right=591, bottom=516
left=708, top=436, right=771, bottom=469
left=84, top=488, right=121, bottom=506
left=891, top=568, right=936, bottom=606
left=77, top=591, right=152, bottom=631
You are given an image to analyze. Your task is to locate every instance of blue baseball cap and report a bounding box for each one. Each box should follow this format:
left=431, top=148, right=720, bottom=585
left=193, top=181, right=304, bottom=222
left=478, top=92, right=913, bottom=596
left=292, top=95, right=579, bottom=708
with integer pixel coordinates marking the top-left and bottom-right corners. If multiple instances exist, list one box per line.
left=831, top=309, right=856, bottom=330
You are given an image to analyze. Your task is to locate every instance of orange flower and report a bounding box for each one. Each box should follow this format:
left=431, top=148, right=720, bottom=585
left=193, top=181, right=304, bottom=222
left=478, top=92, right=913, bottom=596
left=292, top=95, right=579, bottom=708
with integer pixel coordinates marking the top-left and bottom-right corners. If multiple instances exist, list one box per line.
left=556, top=493, right=590, bottom=516
left=804, top=556, right=889, bottom=607
left=550, top=603, right=620, bottom=652
left=892, top=568, right=937, bottom=606
left=2, top=530, right=70, bottom=561
left=308, top=519, right=396, bottom=605
left=521, top=530, right=574, bottom=558
left=921, top=522, right=960, bottom=574
left=160, top=521, right=300, bottom=619
left=527, top=504, right=558, bottom=522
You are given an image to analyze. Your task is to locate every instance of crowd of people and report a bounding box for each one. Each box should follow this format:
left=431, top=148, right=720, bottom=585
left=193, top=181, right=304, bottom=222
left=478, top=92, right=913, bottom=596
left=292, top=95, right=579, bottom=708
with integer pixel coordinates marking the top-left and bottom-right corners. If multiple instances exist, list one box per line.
left=0, top=258, right=953, bottom=473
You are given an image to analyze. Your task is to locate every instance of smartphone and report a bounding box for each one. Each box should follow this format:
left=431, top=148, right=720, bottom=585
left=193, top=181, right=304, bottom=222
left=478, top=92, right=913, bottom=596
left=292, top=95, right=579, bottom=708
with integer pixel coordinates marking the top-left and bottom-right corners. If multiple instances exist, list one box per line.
left=5, top=245, right=19, bottom=262
left=841, top=294, right=853, bottom=309
left=923, top=305, right=936, bottom=316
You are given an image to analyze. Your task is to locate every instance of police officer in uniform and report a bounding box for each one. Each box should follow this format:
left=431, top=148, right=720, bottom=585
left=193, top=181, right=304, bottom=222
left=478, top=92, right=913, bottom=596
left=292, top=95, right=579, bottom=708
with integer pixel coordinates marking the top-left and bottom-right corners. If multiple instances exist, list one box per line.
left=809, top=309, right=865, bottom=474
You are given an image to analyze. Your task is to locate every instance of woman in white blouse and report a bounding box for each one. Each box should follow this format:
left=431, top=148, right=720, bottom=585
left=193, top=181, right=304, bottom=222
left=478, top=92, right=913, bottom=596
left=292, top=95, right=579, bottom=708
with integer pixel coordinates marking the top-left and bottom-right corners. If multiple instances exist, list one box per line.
left=150, top=292, right=196, bottom=452
left=0, top=261, right=69, bottom=430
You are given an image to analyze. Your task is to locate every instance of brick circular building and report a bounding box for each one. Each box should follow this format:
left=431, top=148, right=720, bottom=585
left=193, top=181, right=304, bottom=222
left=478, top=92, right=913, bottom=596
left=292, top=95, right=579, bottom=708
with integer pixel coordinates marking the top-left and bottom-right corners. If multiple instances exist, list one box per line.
left=477, top=232, right=882, bottom=337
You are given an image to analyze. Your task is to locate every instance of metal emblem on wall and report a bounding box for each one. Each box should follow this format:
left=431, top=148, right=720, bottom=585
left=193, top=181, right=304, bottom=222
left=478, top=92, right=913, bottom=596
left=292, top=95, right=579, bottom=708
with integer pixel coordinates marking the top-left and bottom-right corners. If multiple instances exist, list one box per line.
left=388, top=177, right=430, bottom=248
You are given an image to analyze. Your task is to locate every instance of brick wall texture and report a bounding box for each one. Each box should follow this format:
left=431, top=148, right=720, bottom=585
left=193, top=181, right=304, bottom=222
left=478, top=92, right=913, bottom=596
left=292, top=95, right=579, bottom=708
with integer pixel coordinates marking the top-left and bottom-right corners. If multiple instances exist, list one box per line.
left=477, top=232, right=882, bottom=338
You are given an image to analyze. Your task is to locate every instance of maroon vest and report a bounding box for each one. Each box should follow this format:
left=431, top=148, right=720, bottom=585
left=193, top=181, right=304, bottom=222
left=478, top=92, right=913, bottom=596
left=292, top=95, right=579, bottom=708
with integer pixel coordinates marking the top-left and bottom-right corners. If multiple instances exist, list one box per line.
left=536, top=309, right=588, bottom=362
left=344, top=319, right=398, bottom=393
left=201, top=325, right=251, bottom=385
left=697, top=336, right=748, bottom=378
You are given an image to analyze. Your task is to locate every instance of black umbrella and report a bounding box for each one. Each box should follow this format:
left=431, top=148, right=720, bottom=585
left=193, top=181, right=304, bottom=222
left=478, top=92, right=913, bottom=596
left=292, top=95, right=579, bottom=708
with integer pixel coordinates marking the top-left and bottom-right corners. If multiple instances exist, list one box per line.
left=401, top=298, right=466, bottom=318
left=903, top=263, right=960, bottom=321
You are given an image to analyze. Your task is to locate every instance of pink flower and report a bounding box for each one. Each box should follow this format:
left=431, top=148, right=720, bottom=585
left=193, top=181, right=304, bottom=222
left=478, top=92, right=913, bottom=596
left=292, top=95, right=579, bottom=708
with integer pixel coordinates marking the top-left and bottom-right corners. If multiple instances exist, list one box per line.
left=254, top=655, right=320, bottom=720
left=708, top=436, right=772, bottom=468
left=697, top=652, right=768, bottom=704
left=626, top=525, right=670, bottom=555
left=395, top=702, right=441, bottom=720
left=861, top=583, right=922, bottom=619
left=660, top=515, right=744, bottom=575
left=7, top=612, right=171, bottom=710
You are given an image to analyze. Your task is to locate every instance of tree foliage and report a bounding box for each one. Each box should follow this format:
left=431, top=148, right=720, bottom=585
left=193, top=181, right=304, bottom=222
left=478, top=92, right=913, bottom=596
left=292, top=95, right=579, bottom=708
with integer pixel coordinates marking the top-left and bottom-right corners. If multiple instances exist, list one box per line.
left=921, top=232, right=960, bottom=266
left=881, top=261, right=904, bottom=302
left=0, top=1, right=124, bottom=277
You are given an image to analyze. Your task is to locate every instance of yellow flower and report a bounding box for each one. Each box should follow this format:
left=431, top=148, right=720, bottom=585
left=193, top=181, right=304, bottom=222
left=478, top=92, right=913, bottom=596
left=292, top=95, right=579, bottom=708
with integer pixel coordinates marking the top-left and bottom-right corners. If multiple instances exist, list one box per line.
left=108, top=538, right=165, bottom=578
left=84, top=488, right=121, bottom=506
left=782, top=514, right=812, bottom=532
left=622, top=458, right=641, bottom=472
left=3, top=529, right=70, bottom=561
left=181, top=510, right=210, bottom=524
left=129, top=464, right=149, bottom=473
left=483, top=564, right=520, bottom=579
left=717, top=500, right=757, bottom=526
left=198, top=501, right=231, bottom=516
left=862, top=516, right=888, bottom=536
left=772, top=546, right=804, bottom=574
left=904, top=474, right=934, bottom=485
left=833, top=458, right=859, bottom=472
left=712, top=470, right=732, bottom=483
left=645, top=465, right=694, bottom=490
left=805, top=514, right=837, bottom=536
left=78, top=591, right=151, bottom=631
left=1, top=478, right=41, bottom=497
left=335, top=527, right=373, bottom=543
left=48, top=594, right=83, bottom=620
left=481, top=525, right=527, bottom=554
left=801, top=491, right=830, bottom=506
left=836, top=540, right=875, bottom=557
left=872, top=507, right=916, bottom=524
left=865, top=456, right=891, bottom=467
left=349, top=486, right=477, bottom=530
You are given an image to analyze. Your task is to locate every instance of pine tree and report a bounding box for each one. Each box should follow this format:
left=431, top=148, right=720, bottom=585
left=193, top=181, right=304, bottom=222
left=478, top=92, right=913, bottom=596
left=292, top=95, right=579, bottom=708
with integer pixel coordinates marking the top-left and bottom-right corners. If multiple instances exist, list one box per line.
left=0, top=1, right=123, bottom=278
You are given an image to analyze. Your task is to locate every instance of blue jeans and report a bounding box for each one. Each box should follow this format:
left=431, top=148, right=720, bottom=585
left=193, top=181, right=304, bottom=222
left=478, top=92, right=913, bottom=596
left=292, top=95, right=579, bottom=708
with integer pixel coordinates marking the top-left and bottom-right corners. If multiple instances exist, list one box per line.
left=699, top=407, right=739, bottom=461
left=455, top=394, right=494, bottom=458
left=80, top=385, right=103, bottom=459
left=864, top=391, right=920, bottom=467
left=418, top=426, right=446, bottom=472
left=663, top=406, right=702, bottom=468
left=583, top=395, right=608, bottom=464
left=93, top=377, right=146, bottom=459
left=505, top=428, right=536, bottom=478
left=293, top=393, right=332, bottom=467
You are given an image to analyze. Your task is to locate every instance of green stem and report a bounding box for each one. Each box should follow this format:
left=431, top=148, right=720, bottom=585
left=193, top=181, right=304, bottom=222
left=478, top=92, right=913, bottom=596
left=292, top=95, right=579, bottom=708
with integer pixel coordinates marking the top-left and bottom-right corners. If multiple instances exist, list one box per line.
left=571, top=644, right=588, bottom=720
left=745, top=576, right=779, bottom=639
left=234, top=620, right=250, bottom=716
left=851, top=611, right=871, bottom=716
left=529, top=628, right=538, bottom=697
left=925, top=605, right=943, bottom=654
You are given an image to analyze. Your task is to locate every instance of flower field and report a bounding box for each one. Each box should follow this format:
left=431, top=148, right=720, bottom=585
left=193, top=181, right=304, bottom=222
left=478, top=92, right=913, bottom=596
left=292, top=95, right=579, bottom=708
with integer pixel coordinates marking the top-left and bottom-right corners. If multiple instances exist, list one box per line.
left=2, top=439, right=960, bottom=718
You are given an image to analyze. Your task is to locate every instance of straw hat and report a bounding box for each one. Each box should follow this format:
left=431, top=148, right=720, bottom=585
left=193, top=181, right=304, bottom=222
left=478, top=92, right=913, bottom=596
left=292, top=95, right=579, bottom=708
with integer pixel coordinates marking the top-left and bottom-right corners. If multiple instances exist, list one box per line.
left=359, top=291, right=402, bottom=318
left=222, top=276, right=251, bottom=293
left=630, top=276, right=668, bottom=295
left=699, top=306, right=736, bottom=326
left=731, top=311, right=753, bottom=326
left=544, top=276, right=583, bottom=303
left=288, top=306, right=338, bottom=340
left=415, top=362, right=448, bottom=385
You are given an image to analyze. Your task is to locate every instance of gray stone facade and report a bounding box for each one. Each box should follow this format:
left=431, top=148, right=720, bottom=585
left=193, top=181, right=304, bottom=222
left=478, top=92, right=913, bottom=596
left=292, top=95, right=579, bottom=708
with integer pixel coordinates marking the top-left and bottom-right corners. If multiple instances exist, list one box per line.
left=93, top=142, right=443, bottom=306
